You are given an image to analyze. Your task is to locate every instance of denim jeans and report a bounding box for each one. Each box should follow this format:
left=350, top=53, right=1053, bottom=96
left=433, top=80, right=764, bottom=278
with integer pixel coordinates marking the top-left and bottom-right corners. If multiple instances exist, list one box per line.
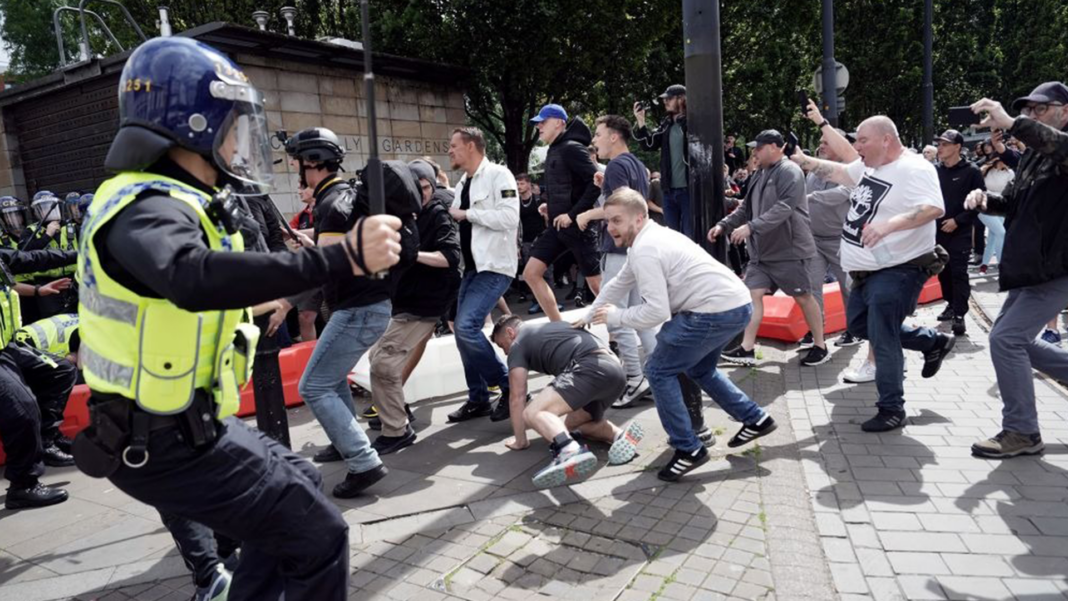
left=989, top=275, right=1068, bottom=434
left=846, top=265, right=938, bottom=411
left=298, top=300, right=391, bottom=474
left=978, top=213, right=1005, bottom=266
left=662, top=188, right=693, bottom=240
left=645, top=304, right=765, bottom=452
left=456, top=271, right=513, bottom=404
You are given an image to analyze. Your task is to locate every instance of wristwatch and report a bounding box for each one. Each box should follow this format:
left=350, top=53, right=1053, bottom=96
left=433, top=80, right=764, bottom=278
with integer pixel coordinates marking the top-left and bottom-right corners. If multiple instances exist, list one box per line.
left=818, top=120, right=830, bottom=129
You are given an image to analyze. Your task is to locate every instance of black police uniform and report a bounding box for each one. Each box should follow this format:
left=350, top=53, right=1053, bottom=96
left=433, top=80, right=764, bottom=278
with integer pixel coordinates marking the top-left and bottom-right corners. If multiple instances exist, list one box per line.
left=90, top=157, right=357, bottom=599
left=0, top=248, right=78, bottom=505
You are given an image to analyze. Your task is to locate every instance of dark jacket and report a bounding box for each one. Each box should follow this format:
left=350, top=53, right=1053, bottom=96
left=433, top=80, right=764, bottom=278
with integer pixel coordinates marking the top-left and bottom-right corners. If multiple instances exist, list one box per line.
left=392, top=188, right=462, bottom=317
left=96, top=158, right=352, bottom=313
left=244, top=194, right=288, bottom=253
left=313, top=162, right=420, bottom=312
left=1, top=248, right=76, bottom=277
left=718, top=158, right=815, bottom=263
left=985, top=117, right=1068, bottom=290
left=635, top=114, right=689, bottom=189
left=935, top=160, right=984, bottom=248
left=542, top=118, right=600, bottom=221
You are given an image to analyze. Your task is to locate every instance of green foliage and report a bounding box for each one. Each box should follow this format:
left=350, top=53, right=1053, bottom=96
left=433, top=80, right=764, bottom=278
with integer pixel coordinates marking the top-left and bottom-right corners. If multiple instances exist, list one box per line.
left=3, top=0, right=1068, bottom=162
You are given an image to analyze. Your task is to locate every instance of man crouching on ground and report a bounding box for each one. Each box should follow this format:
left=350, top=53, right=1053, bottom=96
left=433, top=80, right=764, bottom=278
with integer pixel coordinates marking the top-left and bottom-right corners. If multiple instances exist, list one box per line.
left=492, top=316, right=644, bottom=489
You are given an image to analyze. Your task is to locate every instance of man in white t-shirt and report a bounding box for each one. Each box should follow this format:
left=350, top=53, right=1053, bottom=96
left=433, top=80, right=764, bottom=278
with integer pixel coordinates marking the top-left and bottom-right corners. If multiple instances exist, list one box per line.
left=791, top=116, right=956, bottom=432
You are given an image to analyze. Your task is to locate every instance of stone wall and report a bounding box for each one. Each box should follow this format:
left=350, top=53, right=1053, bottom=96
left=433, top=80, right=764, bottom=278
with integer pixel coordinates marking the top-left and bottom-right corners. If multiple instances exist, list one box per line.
left=235, top=53, right=468, bottom=216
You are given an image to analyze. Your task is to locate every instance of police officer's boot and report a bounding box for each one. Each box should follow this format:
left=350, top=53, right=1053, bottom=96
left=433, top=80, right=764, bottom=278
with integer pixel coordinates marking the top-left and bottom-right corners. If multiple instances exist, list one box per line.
left=5, top=482, right=69, bottom=510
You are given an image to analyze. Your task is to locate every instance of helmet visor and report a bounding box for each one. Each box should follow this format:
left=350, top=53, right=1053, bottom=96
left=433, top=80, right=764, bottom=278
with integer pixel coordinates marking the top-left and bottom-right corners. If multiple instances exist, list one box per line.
left=1, top=208, right=25, bottom=237
left=32, top=198, right=59, bottom=222
left=212, top=85, right=274, bottom=194
left=68, top=203, right=82, bottom=222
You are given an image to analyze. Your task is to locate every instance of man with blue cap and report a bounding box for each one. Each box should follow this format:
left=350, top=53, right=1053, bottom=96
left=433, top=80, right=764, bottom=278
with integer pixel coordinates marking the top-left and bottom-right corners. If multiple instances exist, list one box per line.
left=522, top=104, right=603, bottom=324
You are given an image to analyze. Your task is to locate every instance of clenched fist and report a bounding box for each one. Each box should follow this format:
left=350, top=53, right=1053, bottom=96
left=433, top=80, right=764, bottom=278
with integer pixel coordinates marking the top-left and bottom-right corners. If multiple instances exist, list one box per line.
left=347, top=214, right=403, bottom=276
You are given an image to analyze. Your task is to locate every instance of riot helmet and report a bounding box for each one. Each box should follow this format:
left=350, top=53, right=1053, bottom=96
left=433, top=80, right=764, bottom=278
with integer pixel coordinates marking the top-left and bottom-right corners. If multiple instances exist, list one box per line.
left=64, top=191, right=84, bottom=223
left=104, top=37, right=274, bottom=194
left=31, top=191, right=61, bottom=223
left=0, top=196, right=27, bottom=238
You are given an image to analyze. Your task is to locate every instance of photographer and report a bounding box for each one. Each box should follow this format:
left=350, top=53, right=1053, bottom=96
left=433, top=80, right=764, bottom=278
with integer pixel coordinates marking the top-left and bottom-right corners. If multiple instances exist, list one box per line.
left=964, top=82, right=1068, bottom=459
left=634, top=85, right=691, bottom=237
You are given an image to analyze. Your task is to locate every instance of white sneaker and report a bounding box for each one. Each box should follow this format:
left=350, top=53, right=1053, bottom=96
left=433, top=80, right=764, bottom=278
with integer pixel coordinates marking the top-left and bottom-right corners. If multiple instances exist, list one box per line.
left=612, top=375, right=651, bottom=408
left=843, top=360, right=877, bottom=384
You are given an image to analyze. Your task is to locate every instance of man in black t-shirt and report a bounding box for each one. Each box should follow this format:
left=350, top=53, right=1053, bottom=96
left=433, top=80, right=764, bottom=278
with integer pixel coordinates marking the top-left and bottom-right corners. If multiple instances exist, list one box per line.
left=286, top=127, right=420, bottom=499
left=492, top=316, right=643, bottom=489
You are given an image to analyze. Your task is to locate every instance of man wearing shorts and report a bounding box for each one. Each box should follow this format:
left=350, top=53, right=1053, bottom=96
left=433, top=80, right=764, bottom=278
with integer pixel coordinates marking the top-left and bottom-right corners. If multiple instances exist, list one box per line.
left=492, top=316, right=644, bottom=489
left=709, top=129, right=829, bottom=367
left=522, top=104, right=603, bottom=322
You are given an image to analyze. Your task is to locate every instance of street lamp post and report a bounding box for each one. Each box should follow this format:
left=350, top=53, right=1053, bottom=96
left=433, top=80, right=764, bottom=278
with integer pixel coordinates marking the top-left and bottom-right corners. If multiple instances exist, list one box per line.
left=682, top=0, right=725, bottom=262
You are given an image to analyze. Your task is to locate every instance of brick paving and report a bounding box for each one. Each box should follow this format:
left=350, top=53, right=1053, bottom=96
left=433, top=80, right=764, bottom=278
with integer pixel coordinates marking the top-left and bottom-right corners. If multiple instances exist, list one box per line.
left=3, top=276, right=1068, bottom=600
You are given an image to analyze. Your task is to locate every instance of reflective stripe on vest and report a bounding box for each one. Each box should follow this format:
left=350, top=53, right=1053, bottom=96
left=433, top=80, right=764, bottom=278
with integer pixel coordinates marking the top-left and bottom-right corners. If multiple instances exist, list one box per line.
left=78, top=172, right=253, bottom=418
left=0, top=286, right=19, bottom=346
left=15, top=313, right=78, bottom=355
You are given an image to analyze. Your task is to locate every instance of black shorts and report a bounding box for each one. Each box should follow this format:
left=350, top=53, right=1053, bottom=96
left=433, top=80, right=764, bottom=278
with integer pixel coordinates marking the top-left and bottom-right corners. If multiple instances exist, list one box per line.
left=529, top=225, right=602, bottom=276
left=550, top=352, right=625, bottom=422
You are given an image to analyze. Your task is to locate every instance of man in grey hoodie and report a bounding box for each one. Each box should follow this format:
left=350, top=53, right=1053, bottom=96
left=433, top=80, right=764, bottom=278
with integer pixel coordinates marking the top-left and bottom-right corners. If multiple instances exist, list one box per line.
left=709, top=130, right=828, bottom=367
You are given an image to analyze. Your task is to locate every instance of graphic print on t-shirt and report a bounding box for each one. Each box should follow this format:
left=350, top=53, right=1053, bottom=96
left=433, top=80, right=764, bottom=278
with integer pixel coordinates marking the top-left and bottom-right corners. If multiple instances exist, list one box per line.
left=841, top=175, right=892, bottom=247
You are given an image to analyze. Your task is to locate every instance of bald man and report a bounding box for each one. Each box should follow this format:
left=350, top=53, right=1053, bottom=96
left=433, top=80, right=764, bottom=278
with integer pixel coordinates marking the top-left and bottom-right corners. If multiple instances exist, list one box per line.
left=791, top=115, right=955, bottom=433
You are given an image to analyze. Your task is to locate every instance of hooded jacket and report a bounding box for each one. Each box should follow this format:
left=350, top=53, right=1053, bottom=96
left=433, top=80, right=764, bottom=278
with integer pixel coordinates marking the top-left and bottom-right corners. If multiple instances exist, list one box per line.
left=542, top=118, right=600, bottom=221
left=392, top=186, right=462, bottom=317
left=984, top=117, right=1068, bottom=291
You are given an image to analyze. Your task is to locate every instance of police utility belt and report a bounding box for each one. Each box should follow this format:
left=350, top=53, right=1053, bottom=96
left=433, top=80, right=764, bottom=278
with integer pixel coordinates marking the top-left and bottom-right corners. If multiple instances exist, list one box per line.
left=849, top=245, right=949, bottom=289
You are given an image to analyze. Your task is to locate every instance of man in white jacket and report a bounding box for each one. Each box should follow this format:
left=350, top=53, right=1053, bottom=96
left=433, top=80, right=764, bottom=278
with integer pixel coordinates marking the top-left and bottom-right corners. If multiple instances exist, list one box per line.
left=576, top=188, right=776, bottom=482
left=446, top=127, right=521, bottom=423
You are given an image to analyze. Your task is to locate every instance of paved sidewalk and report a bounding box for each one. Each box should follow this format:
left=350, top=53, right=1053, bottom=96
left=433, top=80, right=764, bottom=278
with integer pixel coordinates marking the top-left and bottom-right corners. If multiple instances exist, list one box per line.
left=2, top=277, right=1068, bottom=601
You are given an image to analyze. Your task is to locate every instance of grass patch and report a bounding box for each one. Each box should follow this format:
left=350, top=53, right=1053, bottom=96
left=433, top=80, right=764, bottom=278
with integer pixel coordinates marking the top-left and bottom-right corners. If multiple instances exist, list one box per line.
left=741, top=443, right=763, bottom=459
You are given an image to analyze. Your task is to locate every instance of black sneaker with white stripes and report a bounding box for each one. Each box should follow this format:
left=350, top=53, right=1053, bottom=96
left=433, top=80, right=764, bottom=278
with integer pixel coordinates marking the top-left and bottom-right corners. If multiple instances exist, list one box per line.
left=861, top=409, right=907, bottom=432
left=727, top=414, right=777, bottom=448
left=797, top=332, right=814, bottom=349
left=657, top=446, right=710, bottom=482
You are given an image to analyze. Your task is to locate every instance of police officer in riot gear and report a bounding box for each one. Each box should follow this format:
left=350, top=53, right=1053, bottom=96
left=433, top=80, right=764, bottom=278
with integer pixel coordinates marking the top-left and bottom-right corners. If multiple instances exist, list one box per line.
left=0, top=245, right=79, bottom=509
left=75, top=37, right=403, bottom=600
left=0, top=196, right=27, bottom=249
left=23, top=191, right=77, bottom=319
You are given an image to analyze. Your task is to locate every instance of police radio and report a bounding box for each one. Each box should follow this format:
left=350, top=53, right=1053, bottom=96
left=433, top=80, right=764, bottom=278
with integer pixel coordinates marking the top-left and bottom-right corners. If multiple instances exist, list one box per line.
left=208, top=185, right=242, bottom=235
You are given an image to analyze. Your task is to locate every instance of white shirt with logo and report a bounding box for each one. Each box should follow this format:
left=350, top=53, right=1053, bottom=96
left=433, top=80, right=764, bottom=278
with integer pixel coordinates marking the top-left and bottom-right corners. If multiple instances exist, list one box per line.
left=839, top=153, right=944, bottom=272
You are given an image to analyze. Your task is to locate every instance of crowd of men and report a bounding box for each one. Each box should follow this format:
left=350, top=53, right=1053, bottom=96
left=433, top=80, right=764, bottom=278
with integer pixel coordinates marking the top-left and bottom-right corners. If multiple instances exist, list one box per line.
left=1, top=32, right=1067, bottom=600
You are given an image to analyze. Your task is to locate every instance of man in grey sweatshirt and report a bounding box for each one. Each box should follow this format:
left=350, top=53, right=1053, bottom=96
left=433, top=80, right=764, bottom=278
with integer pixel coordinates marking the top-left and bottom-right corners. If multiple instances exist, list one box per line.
left=708, top=129, right=828, bottom=367
left=804, top=127, right=862, bottom=349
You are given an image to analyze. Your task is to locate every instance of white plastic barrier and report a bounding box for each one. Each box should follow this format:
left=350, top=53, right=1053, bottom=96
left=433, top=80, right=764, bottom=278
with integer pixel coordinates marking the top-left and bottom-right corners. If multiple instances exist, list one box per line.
left=350, top=308, right=610, bottom=399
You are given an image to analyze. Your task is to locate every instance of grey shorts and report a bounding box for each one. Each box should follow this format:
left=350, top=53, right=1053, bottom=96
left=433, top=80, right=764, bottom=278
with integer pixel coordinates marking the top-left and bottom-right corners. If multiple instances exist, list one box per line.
left=296, top=289, right=325, bottom=314
left=744, top=260, right=812, bottom=297
left=550, top=352, right=626, bottom=422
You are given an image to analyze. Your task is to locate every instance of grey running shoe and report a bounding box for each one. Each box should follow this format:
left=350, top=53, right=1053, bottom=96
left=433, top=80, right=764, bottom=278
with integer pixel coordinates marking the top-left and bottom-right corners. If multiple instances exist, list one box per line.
left=608, top=422, right=644, bottom=465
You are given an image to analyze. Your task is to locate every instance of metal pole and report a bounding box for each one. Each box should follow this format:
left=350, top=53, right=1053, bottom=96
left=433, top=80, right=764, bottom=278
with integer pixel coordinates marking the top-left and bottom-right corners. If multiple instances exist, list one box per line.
left=251, top=314, right=291, bottom=448
left=361, top=0, right=385, bottom=217
left=683, top=0, right=726, bottom=262
left=821, top=0, right=839, bottom=127
left=922, top=0, right=934, bottom=145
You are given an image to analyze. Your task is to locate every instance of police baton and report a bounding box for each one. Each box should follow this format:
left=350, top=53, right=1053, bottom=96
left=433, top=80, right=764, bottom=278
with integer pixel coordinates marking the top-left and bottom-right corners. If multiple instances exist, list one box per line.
left=361, top=0, right=389, bottom=279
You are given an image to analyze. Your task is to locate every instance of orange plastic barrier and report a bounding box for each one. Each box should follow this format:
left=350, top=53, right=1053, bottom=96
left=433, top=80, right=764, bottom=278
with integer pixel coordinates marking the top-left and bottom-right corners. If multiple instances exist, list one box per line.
left=756, top=278, right=943, bottom=342
left=0, top=340, right=318, bottom=465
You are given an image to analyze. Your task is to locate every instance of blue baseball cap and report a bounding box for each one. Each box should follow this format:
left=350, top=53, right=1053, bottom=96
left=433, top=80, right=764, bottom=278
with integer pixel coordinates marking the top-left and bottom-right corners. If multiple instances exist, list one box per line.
left=530, top=104, right=568, bottom=124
